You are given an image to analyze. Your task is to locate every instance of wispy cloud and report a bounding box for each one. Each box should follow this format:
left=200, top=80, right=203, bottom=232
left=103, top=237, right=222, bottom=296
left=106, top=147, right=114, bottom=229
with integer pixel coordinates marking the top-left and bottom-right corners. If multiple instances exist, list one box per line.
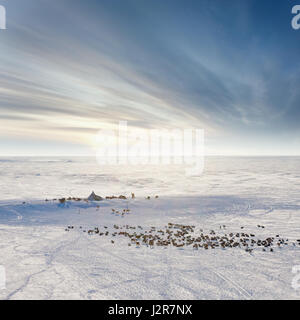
left=0, top=0, right=299, bottom=155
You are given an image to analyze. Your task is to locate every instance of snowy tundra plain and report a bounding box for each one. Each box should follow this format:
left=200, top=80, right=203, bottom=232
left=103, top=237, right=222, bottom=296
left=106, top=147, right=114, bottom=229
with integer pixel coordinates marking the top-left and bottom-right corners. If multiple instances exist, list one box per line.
left=0, top=156, right=300, bottom=300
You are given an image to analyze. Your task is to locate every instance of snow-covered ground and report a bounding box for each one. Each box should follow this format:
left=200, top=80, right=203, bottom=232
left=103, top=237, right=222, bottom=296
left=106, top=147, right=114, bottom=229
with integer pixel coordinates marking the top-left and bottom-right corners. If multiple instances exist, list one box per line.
left=0, top=156, right=300, bottom=300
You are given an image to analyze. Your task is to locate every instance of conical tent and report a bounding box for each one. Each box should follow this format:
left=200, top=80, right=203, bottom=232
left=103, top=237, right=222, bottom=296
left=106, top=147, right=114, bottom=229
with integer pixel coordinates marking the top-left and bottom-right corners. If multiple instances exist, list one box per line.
left=87, top=191, right=103, bottom=201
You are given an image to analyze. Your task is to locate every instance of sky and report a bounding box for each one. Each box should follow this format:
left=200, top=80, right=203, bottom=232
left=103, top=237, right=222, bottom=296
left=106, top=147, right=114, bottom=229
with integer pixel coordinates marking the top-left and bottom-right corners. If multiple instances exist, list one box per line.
left=0, top=0, right=300, bottom=156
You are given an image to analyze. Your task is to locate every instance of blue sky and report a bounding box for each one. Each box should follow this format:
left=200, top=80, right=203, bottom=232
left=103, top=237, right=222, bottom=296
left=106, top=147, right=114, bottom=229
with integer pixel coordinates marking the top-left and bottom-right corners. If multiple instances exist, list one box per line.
left=0, top=0, right=299, bottom=155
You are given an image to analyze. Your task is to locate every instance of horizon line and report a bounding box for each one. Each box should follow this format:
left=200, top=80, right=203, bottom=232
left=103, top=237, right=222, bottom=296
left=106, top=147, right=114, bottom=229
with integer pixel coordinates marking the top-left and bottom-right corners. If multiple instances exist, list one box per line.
left=0, top=154, right=300, bottom=158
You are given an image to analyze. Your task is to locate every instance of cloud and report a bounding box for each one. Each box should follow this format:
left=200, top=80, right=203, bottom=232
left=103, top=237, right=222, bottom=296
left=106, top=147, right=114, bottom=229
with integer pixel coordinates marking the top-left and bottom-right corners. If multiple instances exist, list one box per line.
left=0, top=0, right=299, bottom=155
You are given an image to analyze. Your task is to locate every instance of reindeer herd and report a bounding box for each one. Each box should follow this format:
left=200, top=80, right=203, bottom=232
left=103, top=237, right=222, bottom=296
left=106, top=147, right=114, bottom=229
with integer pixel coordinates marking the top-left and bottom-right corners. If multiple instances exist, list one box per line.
left=65, top=222, right=300, bottom=253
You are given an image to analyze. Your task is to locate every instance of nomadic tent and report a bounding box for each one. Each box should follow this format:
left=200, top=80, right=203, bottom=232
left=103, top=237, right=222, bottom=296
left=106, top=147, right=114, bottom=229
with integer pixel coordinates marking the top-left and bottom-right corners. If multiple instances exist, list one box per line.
left=87, top=191, right=103, bottom=201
